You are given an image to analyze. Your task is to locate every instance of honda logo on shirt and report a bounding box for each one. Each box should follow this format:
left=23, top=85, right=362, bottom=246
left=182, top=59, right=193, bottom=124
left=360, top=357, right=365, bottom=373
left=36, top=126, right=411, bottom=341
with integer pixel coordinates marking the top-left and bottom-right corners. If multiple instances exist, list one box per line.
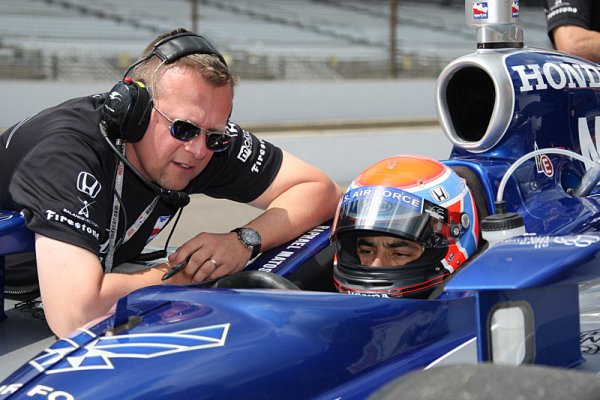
left=77, top=171, right=101, bottom=198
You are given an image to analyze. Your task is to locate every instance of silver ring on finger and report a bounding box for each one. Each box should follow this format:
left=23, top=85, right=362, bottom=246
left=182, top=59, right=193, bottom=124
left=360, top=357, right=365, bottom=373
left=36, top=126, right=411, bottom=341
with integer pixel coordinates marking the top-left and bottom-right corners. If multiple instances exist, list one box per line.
left=209, top=258, right=218, bottom=268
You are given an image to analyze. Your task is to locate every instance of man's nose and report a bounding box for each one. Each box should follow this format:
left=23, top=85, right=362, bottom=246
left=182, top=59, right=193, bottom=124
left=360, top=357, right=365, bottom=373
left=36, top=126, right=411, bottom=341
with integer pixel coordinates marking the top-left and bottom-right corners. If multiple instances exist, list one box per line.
left=369, top=256, right=385, bottom=267
left=184, top=134, right=208, bottom=158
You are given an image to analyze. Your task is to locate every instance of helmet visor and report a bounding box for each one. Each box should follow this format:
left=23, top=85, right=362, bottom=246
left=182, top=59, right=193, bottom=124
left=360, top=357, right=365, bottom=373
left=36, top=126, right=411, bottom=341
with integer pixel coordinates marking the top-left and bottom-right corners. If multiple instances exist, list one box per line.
left=335, top=186, right=456, bottom=248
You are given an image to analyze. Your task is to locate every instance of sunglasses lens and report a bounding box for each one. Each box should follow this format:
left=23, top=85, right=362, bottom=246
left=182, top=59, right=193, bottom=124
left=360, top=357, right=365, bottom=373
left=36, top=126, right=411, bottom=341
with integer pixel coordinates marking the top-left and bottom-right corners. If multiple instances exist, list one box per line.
left=205, top=131, right=232, bottom=152
left=171, top=120, right=201, bottom=142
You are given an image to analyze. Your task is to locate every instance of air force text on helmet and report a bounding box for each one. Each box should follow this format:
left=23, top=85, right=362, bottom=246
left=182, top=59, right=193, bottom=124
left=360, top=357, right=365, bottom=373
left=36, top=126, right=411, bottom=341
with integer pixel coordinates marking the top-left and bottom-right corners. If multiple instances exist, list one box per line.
left=342, top=187, right=421, bottom=209
left=511, top=62, right=600, bottom=92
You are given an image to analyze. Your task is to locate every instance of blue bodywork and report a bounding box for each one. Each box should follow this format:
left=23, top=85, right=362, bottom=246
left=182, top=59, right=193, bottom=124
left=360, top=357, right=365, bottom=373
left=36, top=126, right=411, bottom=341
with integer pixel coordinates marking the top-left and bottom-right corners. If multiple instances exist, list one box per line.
left=3, top=46, right=600, bottom=398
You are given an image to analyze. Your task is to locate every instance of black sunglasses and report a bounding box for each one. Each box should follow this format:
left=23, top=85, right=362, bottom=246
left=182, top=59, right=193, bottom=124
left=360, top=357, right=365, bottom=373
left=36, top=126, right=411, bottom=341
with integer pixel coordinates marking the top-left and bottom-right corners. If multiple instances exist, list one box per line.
left=153, top=106, right=232, bottom=152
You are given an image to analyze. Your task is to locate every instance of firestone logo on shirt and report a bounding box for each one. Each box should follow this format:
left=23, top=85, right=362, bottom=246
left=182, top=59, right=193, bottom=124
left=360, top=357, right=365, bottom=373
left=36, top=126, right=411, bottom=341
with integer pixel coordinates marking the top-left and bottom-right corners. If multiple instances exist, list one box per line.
left=45, top=209, right=100, bottom=239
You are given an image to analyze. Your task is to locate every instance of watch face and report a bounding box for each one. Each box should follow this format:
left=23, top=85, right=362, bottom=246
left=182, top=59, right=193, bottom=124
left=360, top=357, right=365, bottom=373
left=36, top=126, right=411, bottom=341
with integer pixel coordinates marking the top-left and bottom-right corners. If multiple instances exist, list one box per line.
left=238, top=228, right=261, bottom=247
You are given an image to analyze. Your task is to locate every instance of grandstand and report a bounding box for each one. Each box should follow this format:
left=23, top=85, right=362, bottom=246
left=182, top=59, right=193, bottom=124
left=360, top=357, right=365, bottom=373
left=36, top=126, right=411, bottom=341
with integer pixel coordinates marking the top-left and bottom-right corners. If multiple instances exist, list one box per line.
left=0, top=0, right=550, bottom=81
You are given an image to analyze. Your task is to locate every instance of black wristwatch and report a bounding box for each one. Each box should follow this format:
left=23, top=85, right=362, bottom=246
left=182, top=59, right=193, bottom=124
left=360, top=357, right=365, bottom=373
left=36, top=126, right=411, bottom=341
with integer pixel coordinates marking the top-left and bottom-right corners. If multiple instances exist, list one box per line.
left=231, top=227, right=262, bottom=259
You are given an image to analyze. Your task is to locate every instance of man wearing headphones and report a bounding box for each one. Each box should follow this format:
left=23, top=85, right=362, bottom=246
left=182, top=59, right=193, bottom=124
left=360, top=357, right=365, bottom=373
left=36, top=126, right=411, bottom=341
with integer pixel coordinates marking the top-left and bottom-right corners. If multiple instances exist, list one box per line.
left=0, top=28, right=342, bottom=337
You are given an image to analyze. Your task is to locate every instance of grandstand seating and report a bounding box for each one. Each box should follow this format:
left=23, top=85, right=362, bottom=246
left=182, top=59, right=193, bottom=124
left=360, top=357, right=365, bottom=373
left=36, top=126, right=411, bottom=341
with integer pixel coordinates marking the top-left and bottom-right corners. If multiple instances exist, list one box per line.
left=0, top=0, right=551, bottom=81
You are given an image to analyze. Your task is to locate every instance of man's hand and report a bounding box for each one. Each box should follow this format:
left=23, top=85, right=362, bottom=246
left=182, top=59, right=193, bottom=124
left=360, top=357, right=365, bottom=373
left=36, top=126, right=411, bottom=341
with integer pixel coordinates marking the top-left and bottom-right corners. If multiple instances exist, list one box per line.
left=167, top=231, right=251, bottom=282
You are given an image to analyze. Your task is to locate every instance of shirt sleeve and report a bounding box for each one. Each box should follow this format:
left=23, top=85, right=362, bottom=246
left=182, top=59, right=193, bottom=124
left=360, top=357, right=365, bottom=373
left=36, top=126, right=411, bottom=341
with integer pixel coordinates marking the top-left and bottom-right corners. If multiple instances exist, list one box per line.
left=10, top=132, right=111, bottom=256
left=188, top=122, right=283, bottom=203
left=545, top=0, right=593, bottom=41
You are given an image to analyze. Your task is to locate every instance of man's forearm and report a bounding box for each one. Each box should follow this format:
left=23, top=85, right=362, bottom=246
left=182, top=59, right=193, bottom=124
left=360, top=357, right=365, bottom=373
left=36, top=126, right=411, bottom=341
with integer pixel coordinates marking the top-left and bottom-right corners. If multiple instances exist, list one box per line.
left=248, top=181, right=342, bottom=251
left=554, top=25, right=600, bottom=62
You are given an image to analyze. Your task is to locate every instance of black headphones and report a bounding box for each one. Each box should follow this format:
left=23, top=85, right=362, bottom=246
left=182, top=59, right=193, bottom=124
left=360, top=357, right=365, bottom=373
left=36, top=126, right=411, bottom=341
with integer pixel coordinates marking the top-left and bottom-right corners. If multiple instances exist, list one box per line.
left=100, top=31, right=227, bottom=142
left=99, top=31, right=227, bottom=209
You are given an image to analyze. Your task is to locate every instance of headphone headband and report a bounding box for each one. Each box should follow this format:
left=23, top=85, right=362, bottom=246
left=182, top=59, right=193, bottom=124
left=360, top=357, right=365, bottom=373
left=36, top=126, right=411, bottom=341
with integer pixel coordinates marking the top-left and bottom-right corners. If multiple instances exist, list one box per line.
left=103, top=30, right=227, bottom=143
left=153, top=32, right=227, bottom=66
left=123, top=32, right=226, bottom=78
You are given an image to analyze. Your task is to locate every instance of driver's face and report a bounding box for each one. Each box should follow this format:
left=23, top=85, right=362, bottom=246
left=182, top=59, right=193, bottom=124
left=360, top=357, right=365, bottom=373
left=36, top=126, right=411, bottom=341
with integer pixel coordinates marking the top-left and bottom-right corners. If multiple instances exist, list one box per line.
left=356, top=236, right=424, bottom=267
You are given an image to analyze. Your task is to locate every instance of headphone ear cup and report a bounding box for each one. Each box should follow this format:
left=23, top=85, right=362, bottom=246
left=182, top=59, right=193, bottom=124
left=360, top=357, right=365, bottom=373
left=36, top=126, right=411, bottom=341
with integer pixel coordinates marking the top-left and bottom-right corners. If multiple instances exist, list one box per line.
left=101, top=80, right=152, bottom=142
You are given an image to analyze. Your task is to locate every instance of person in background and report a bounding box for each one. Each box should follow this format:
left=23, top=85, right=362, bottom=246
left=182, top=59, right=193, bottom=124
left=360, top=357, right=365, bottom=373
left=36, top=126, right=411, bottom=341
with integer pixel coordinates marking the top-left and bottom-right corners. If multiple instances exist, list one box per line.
left=331, top=155, right=480, bottom=299
left=544, top=0, right=600, bottom=62
left=0, top=28, right=342, bottom=337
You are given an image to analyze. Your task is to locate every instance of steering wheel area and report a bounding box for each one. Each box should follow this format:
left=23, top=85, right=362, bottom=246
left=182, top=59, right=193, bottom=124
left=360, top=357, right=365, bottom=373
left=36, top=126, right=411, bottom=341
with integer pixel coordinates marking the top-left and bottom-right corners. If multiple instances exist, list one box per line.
left=211, top=270, right=301, bottom=290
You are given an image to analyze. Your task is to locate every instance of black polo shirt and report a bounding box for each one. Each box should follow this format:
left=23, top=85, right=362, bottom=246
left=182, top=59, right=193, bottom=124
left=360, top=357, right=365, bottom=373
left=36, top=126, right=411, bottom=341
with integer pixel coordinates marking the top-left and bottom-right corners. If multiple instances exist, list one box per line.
left=0, top=93, right=282, bottom=267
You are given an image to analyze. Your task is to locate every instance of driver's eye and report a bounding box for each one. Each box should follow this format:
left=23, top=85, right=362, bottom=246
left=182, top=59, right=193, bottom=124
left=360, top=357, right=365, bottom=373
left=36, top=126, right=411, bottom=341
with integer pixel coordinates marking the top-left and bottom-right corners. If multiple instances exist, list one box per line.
left=358, top=247, right=375, bottom=255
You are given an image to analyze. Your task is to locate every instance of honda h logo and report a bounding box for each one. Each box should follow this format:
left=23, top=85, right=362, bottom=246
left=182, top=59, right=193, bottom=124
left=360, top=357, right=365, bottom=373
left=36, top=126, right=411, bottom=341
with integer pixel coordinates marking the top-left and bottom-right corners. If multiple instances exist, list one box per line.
left=430, top=186, right=449, bottom=203
left=77, top=171, right=101, bottom=198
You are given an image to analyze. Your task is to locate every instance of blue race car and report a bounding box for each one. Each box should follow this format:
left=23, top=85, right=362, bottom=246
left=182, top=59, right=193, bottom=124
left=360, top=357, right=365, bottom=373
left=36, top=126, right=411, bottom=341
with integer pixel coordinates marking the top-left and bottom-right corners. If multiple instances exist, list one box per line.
left=3, top=2, right=600, bottom=399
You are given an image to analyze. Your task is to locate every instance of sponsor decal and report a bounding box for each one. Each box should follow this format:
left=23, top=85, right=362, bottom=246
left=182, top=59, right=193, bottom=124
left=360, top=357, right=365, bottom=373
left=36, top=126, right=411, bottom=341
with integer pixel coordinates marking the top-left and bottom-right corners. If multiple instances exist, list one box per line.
left=76, top=171, right=101, bottom=198
left=472, top=2, right=488, bottom=19
left=341, top=186, right=422, bottom=209
left=425, top=203, right=447, bottom=221
left=258, top=225, right=329, bottom=272
left=535, top=154, right=554, bottom=177
left=237, top=130, right=253, bottom=162
left=345, top=290, right=389, bottom=298
left=29, top=323, right=230, bottom=374
left=534, top=142, right=554, bottom=177
left=0, top=383, right=74, bottom=399
left=504, top=234, right=600, bottom=249
left=340, top=187, right=423, bottom=224
left=546, top=1, right=578, bottom=21
left=553, top=235, right=600, bottom=247
left=250, top=140, right=267, bottom=173
left=430, top=186, right=449, bottom=203
left=511, top=0, right=519, bottom=18
left=77, top=197, right=95, bottom=218
left=45, top=209, right=100, bottom=239
left=579, top=116, right=600, bottom=170
left=511, top=62, right=600, bottom=93
left=581, top=328, right=600, bottom=354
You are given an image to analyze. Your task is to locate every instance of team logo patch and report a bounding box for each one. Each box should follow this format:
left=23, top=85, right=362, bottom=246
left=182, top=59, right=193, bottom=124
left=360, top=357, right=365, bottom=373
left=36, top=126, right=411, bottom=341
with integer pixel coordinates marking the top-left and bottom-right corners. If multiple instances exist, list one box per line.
left=77, top=172, right=101, bottom=198
left=77, top=198, right=95, bottom=218
left=30, top=323, right=230, bottom=374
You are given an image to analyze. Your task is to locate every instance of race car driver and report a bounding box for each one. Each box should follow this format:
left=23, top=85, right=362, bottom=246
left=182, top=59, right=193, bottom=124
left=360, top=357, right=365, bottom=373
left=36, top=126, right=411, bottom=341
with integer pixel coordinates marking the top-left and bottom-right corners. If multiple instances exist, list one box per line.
left=331, top=155, right=480, bottom=299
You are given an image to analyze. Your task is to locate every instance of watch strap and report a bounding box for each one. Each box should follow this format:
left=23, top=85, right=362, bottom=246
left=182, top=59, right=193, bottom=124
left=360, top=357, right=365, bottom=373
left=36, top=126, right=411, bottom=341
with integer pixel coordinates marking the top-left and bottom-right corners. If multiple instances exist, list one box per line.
left=231, top=227, right=261, bottom=259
